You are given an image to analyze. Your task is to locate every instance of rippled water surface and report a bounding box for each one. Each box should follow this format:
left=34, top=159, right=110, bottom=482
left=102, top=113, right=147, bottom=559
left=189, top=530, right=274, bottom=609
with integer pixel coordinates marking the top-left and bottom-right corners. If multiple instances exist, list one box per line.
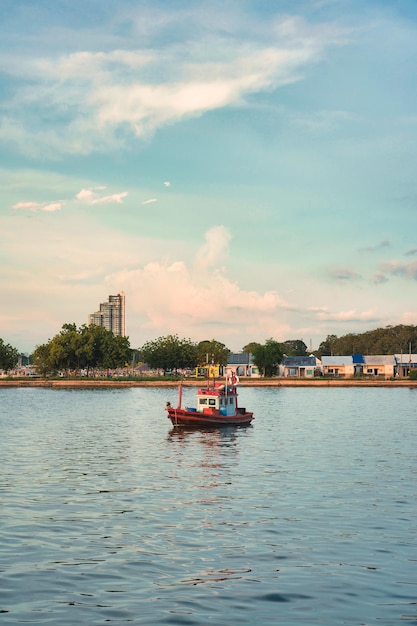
left=1, top=386, right=417, bottom=625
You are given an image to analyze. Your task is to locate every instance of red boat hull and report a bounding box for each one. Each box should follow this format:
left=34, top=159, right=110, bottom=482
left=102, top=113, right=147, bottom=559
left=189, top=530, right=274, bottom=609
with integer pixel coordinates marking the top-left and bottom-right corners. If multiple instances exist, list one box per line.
left=167, top=408, right=254, bottom=427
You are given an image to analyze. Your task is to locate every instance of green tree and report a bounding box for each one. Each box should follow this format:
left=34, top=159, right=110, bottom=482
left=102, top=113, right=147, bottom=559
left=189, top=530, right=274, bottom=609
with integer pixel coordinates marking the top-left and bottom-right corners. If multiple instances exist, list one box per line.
left=242, top=342, right=261, bottom=355
left=33, top=324, right=131, bottom=376
left=77, top=324, right=131, bottom=373
left=54, top=323, right=83, bottom=373
left=281, top=339, right=308, bottom=356
left=316, top=334, right=338, bottom=358
left=32, top=342, right=54, bottom=376
left=251, top=338, right=284, bottom=377
left=197, top=339, right=231, bottom=366
left=100, top=333, right=131, bottom=371
left=140, top=335, right=198, bottom=374
left=0, top=339, right=19, bottom=372
left=316, top=325, right=417, bottom=357
left=80, top=324, right=112, bottom=373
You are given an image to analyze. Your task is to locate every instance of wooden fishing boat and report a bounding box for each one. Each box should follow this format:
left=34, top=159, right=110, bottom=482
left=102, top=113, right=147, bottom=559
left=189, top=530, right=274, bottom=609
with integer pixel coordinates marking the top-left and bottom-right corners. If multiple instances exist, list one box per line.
left=165, top=374, right=254, bottom=427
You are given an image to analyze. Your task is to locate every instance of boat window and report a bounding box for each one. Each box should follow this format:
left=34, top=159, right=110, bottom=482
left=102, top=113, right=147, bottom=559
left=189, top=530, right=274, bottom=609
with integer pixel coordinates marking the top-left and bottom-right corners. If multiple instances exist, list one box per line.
left=229, top=398, right=234, bottom=404
left=199, top=398, right=207, bottom=405
left=209, top=399, right=216, bottom=406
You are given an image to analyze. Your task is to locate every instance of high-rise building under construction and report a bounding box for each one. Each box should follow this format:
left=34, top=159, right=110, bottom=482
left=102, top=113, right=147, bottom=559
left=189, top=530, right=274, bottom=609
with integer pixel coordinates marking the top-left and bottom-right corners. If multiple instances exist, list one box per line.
left=88, top=292, right=126, bottom=337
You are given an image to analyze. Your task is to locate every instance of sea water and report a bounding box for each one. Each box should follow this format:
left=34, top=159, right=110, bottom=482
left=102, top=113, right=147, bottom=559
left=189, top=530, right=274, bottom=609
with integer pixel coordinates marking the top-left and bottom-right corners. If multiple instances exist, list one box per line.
left=0, top=386, right=416, bottom=625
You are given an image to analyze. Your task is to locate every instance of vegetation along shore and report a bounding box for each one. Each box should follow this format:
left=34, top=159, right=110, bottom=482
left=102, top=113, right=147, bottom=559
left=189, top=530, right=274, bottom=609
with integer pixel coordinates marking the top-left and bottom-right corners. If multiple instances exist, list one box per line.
left=3, top=323, right=417, bottom=383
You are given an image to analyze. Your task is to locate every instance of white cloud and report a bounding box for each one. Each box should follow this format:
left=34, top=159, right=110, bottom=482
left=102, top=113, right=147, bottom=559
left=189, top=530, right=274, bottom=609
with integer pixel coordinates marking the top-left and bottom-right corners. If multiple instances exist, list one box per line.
left=11, top=186, right=126, bottom=213
left=194, top=225, right=231, bottom=271
left=75, top=189, right=96, bottom=203
left=313, top=307, right=377, bottom=322
left=89, top=48, right=313, bottom=137
left=0, top=11, right=351, bottom=155
left=13, top=201, right=42, bottom=211
left=12, top=200, right=62, bottom=212
left=105, top=225, right=288, bottom=344
left=95, top=192, right=128, bottom=205
left=163, top=181, right=171, bottom=187
left=75, top=188, right=128, bottom=205
left=142, top=198, right=158, bottom=204
left=43, top=202, right=62, bottom=212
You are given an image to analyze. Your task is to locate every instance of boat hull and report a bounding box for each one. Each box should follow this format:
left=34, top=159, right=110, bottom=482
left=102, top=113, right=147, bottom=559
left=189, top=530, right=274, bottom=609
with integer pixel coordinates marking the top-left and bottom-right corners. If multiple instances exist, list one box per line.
left=167, top=408, right=254, bottom=427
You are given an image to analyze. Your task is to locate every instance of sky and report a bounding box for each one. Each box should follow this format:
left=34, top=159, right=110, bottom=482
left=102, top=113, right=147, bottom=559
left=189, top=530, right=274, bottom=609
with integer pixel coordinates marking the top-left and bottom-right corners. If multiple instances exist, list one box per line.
left=2, top=0, right=417, bottom=354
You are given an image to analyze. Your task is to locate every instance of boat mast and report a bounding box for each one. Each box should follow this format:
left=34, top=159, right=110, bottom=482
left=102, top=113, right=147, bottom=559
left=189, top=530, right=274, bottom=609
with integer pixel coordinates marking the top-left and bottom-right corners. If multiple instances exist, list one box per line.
left=177, top=380, right=183, bottom=409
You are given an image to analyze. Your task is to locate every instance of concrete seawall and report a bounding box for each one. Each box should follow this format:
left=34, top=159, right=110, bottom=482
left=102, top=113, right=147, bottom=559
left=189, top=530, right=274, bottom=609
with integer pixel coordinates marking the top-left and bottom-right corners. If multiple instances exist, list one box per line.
left=1, top=378, right=417, bottom=389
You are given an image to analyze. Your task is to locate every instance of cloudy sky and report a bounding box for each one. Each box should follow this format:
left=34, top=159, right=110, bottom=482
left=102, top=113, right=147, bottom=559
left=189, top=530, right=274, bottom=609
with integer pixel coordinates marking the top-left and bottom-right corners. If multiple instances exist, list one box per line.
left=2, top=0, right=417, bottom=353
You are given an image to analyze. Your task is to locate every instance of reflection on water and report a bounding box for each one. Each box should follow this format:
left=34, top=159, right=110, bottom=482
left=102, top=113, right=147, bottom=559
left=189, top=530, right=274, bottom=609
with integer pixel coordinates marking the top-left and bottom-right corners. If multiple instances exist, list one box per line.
left=0, top=386, right=417, bottom=625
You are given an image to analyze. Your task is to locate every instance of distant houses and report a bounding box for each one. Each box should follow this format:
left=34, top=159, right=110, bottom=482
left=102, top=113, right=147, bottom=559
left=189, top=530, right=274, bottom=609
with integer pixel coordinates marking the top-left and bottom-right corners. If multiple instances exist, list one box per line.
left=321, top=355, right=396, bottom=378
left=226, top=352, right=417, bottom=379
left=281, top=355, right=319, bottom=378
left=226, top=352, right=260, bottom=378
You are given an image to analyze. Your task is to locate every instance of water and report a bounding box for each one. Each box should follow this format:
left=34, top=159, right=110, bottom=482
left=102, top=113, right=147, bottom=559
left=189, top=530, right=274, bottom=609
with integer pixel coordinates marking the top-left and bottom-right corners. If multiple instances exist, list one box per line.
left=1, top=386, right=416, bottom=625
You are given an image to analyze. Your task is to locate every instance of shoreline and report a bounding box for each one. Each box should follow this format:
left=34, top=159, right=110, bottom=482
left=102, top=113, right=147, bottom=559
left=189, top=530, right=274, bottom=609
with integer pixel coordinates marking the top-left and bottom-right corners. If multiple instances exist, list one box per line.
left=1, top=378, right=417, bottom=388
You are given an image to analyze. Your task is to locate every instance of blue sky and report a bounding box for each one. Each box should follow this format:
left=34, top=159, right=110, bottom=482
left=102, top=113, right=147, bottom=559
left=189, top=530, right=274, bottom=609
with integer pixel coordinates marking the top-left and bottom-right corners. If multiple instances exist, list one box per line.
left=2, top=0, right=417, bottom=353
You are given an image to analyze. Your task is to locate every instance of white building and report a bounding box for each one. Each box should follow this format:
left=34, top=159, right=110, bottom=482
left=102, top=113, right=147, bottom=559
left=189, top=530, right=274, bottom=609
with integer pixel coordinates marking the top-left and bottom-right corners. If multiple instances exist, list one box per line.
left=88, top=292, right=126, bottom=337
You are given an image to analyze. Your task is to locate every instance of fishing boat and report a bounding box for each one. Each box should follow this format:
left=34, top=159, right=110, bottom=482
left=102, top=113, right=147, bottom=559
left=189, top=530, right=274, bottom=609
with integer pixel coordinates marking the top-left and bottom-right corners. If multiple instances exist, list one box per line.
left=165, top=373, right=254, bottom=428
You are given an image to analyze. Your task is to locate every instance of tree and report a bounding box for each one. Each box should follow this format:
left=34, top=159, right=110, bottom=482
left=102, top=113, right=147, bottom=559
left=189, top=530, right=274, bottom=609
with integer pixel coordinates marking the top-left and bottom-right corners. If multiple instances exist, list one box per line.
left=197, top=339, right=231, bottom=366
left=0, top=339, right=19, bottom=372
left=317, top=334, right=338, bottom=358
left=99, top=333, right=131, bottom=371
left=315, top=325, right=417, bottom=357
left=77, top=324, right=131, bottom=373
left=140, top=335, right=198, bottom=374
left=242, top=342, right=261, bottom=355
left=32, top=343, right=54, bottom=376
left=281, top=339, right=308, bottom=356
left=251, top=338, right=284, bottom=377
left=33, top=324, right=132, bottom=376
left=53, top=323, right=83, bottom=373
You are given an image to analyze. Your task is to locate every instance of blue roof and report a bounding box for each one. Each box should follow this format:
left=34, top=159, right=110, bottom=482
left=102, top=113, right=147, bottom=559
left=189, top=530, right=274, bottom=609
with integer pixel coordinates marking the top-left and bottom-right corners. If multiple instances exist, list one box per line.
left=352, top=354, right=365, bottom=364
left=282, top=356, right=317, bottom=367
left=227, top=352, right=254, bottom=365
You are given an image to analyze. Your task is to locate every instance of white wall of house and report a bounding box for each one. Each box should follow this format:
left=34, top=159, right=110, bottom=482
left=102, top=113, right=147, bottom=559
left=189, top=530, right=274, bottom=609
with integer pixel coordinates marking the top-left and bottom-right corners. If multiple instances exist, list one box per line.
left=225, top=364, right=261, bottom=378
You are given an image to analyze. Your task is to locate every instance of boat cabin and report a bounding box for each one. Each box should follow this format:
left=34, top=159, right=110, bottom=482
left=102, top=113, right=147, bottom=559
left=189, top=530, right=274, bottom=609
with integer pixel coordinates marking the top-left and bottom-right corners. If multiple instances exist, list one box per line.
left=196, top=384, right=238, bottom=416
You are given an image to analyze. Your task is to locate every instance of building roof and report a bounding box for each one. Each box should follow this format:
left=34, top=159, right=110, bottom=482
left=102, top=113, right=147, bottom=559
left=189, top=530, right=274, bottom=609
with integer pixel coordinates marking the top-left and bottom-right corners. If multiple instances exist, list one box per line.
left=322, top=354, right=396, bottom=366
left=227, top=352, right=254, bottom=365
left=282, top=356, right=317, bottom=367
left=363, top=355, right=395, bottom=365
left=321, top=356, right=353, bottom=366
left=394, top=354, right=417, bottom=365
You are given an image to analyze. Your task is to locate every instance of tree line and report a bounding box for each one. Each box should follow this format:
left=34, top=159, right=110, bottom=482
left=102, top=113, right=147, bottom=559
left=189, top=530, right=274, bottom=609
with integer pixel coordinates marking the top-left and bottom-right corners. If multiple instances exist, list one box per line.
left=32, top=324, right=131, bottom=376
left=2, top=323, right=417, bottom=377
left=317, top=325, right=417, bottom=357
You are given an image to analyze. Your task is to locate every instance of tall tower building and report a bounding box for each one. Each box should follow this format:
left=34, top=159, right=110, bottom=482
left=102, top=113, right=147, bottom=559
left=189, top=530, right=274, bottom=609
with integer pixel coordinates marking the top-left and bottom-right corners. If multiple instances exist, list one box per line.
left=88, top=292, right=126, bottom=337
